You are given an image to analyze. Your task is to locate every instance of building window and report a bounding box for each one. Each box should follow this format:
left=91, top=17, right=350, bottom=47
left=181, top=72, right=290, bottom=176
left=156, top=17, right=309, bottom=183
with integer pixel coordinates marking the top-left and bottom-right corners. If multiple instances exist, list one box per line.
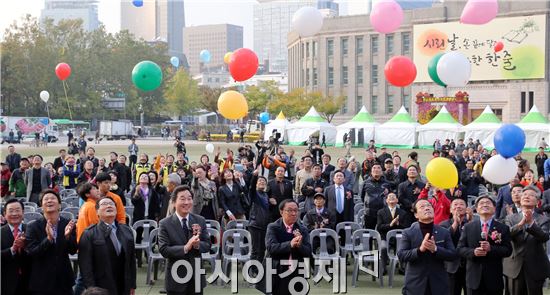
left=387, top=94, right=394, bottom=114
left=328, top=66, right=334, bottom=86
left=306, top=42, right=310, bottom=57
left=313, top=68, right=318, bottom=86
left=371, top=36, right=378, bottom=54
left=341, top=37, right=349, bottom=55
left=386, top=34, right=394, bottom=57
left=529, top=91, right=534, bottom=110
left=356, top=37, right=364, bottom=55
left=342, top=66, right=348, bottom=85
left=402, top=33, right=411, bottom=55
left=371, top=95, right=378, bottom=114
left=372, top=65, right=378, bottom=85
left=356, top=95, right=363, bottom=110
left=403, top=93, right=410, bottom=111
left=521, top=91, right=526, bottom=113
left=341, top=96, right=348, bottom=114
left=305, top=69, right=309, bottom=86
left=356, top=65, right=363, bottom=84
left=313, top=41, right=317, bottom=57
left=327, top=39, right=334, bottom=56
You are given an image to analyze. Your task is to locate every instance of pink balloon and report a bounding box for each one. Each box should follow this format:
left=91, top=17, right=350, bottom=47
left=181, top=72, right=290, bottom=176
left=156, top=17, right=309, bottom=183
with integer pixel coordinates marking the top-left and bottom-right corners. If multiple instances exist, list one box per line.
left=370, top=0, right=403, bottom=34
left=460, top=0, right=498, bottom=25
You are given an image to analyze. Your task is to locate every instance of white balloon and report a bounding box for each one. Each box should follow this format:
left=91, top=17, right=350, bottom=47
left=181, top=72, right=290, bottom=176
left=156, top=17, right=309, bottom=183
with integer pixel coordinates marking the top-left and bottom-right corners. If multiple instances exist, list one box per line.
left=292, top=6, right=324, bottom=37
left=40, top=90, right=50, bottom=103
left=205, top=143, right=215, bottom=154
left=436, top=51, right=472, bottom=87
left=481, top=155, right=518, bottom=185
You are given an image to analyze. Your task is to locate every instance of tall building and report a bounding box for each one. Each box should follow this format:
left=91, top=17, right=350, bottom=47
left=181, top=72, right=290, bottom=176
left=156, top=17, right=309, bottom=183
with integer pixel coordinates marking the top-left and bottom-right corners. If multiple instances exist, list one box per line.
left=121, top=0, right=185, bottom=57
left=40, top=0, right=99, bottom=31
left=253, top=0, right=316, bottom=74
left=183, top=24, right=243, bottom=75
left=288, top=1, right=550, bottom=123
left=318, top=0, right=339, bottom=17
left=339, top=0, right=435, bottom=16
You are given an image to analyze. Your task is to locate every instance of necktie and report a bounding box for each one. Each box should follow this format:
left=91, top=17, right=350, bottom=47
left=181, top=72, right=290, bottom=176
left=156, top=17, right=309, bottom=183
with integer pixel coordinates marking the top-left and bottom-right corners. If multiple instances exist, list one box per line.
left=109, top=224, right=121, bottom=255
left=182, top=218, right=189, bottom=240
left=286, top=225, right=293, bottom=263
left=13, top=226, right=19, bottom=239
left=279, top=181, right=285, bottom=195
left=336, top=186, right=344, bottom=214
left=482, top=222, right=488, bottom=241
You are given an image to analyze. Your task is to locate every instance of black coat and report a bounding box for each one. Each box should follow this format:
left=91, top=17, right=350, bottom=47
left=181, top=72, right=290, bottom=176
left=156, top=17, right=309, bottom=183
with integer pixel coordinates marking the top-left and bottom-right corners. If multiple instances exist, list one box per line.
left=324, top=184, right=354, bottom=223
left=130, top=186, right=160, bottom=222
left=267, top=178, right=294, bottom=220
left=78, top=221, right=136, bottom=295
left=303, top=207, right=336, bottom=231
left=53, top=156, right=65, bottom=172
left=25, top=216, right=78, bottom=295
left=457, top=219, right=512, bottom=291
left=439, top=217, right=469, bottom=274
left=5, top=153, right=21, bottom=172
left=321, top=164, right=335, bottom=182
left=376, top=206, right=409, bottom=240
left=218, top=182, right=247, bottom=217
left=248, top=175, right=272, bottom=230
left=1, top=223, right=30, bottom=295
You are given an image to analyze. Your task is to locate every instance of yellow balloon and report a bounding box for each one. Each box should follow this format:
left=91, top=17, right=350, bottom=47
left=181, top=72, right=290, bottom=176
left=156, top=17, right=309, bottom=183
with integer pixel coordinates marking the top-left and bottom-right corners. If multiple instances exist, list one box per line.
left=224, top=52, right=233, bottom=64
left=425, top=157, right=458, bottom=189
left=218, top=90, right=248, bottom=120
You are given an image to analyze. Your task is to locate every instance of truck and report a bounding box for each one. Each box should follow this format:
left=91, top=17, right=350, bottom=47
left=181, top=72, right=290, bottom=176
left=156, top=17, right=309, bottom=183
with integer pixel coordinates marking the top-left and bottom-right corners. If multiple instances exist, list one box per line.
left=0, top=116, right=59, bottom=143
left=99, top=120, right=134, bottom=140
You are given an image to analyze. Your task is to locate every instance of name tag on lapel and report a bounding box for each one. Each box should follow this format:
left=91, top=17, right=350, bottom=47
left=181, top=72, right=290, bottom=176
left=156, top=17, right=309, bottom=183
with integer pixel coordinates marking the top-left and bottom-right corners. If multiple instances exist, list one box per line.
left=436, top=240, right=445, bottom=244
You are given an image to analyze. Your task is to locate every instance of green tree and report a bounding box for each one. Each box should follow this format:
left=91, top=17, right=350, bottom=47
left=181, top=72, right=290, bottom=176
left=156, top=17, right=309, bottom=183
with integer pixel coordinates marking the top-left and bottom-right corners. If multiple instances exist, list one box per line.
left=314, top=93, right=346, bottom=123
left=267, top=88, right=312, bottom=120
left=163, top=69, right=201, bottom=117
left=245, top=80, right=283, bottom=118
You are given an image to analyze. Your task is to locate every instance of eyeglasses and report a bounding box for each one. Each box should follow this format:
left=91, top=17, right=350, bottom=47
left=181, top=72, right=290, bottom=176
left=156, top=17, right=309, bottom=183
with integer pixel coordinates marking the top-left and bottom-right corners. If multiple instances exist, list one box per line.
left=284, top=209, right=299, bottom=213
left=98, top=201, right=115, bottom=207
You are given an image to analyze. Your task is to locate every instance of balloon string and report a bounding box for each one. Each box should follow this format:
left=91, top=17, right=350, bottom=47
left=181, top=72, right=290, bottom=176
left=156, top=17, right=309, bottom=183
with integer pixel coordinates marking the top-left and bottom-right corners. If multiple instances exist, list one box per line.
left=62, top=80, right=73, bottom=120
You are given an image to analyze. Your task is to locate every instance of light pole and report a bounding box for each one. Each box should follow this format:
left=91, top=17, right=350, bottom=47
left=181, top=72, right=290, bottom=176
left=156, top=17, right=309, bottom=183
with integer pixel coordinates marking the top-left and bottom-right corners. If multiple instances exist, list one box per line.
left=139, top=104, right=144, bottom=136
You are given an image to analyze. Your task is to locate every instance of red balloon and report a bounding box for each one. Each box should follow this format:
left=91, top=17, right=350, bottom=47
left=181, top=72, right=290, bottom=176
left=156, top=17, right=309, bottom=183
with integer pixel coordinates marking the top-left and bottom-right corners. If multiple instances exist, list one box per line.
left=384, top=56, right=417, bottom=87
left=494, top=41, right=504, bottom=53
left=55, top=63, right=72, bottom=81
left=229, top=48, right=258, bottom=82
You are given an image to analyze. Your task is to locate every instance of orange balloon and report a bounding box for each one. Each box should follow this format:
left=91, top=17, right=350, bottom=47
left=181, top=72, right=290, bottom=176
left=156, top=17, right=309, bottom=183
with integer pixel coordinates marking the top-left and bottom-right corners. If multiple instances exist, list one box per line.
left=218, top=90, right=248, bottom=120
left=224, top=52, right=233, bottom=64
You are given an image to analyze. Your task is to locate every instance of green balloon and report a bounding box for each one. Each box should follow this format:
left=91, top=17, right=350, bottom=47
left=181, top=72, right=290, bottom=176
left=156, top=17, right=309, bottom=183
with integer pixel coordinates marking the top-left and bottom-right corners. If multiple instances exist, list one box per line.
left=428, top=53, right=446, bottom=87
left=132, top=61, right=163, bottom=91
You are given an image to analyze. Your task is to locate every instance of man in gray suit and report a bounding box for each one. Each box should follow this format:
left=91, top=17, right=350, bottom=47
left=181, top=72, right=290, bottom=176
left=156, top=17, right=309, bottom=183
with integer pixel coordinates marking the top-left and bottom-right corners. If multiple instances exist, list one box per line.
left=398, top=199, right=457, bottom=295
left=503, top=185, right=550, bottom=295
left=158, top=185, right=211, bottom=295
left=24, top=155, right=51, bottom=204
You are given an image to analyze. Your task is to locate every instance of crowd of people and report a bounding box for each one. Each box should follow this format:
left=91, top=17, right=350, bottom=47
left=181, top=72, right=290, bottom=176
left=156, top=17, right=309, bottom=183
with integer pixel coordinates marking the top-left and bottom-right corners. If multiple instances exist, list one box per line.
left=2, top=137, right=550, bottom=295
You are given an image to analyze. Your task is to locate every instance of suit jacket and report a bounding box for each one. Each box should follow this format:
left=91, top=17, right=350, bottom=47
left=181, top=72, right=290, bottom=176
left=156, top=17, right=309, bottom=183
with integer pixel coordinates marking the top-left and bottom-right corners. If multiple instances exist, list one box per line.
left=496, top=185, right=513, bottom=218
left=324, top=184, right=354, bottom=223
left=503, top=212, right=550, bottom=280
left=23, top=167, right=51, bottom=201
left=321, top=164, right=335, bottom=182
left=267, top=178, right=294, bottom=220
left=376, top=206, right=409, bottom=240
left=130, top=185, right=160, bottom=222
left=78, top=221, right=136, bottom=295
left=1, top=223, right=30, bottom=295
left=439, top=218, right=468, bottom=274
left=457, top=219, right=512, bottom=291
left=6, top=153, right=21, bottom=172
left=265, top=218, right=312, bottom=269
left=158, top=213, right=211, bottom=293
left=397, top=222, right=457, bottom=294
left=218, top=182, right=247, bottom=217
left=53, top=156, right=65, bottom=171
left=303, top=208, right=336, bottom=231
left=25, top=216, right=78, bottom=294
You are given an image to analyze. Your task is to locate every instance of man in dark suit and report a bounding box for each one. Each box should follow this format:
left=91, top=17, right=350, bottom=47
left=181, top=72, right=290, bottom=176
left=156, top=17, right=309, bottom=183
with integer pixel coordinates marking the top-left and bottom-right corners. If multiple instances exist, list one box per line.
left=498, top=184, right=523, bottom=221
left=267, top=166, right=294, bottom=221
left=320, top=154, right=335, bottom=183
left=496, top=176, right=520, bottom=218
left=503, top=185, right=550, bottom=295
left=439, top=198, right=473, bottom=295
left=24, top=155, right=51, bottom=205
left=1, top=198, right=30, bottom=295
left=265, top=199, right=312, bottom=295
left=397, top=199, right=457, bottom=294
left=392, top=155, right=408, bottom=184
left=25, top=189, right=78, bottom=295
left=377, top=192, right=409, bottom=274
left=158, top=185, right=211, bottom=295
left=325, top=171, right=354, bottom=223
left=303, top=192, right=336, bottom=231
left=362, top=162, right=391, bottom=229
left=458, top=195, right=512, bottom=295
left=300, top=164, right=328, bottom=214
left=79, top=196, right=136, bottom=295
left=53, top=148, right=67, bottom=171
left=397, top=165, right=426, bottom=225
left=5, top=145, right=21, bottom=172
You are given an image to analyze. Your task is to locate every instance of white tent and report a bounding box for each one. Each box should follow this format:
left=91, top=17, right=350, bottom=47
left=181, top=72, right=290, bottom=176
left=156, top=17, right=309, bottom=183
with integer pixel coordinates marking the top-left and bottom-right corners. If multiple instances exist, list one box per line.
left=516, top=105, right=549, bottom=151
left=263, top=111, right=291, bottom=141
left=375, top=106, right=419, bottom=148
left=417, top=106, right=464, bottom=148
left=335, top=106, right=378, bottom=147
left=286, top=106, right=337, bottom=146
left=462, top=105, right=502, bottom=148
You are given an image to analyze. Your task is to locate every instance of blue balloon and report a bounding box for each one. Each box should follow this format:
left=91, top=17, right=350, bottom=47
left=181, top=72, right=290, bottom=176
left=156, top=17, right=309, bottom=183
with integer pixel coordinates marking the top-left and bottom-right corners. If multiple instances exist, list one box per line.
left=170, top=56, right=179, bottom=68
left=200, top=50, right=211, bottom=63
left=132, top=0, right=143, bottom=7
left=494, top=124, right=525, bottom=158
left=259, top=112, right=270, bottom=124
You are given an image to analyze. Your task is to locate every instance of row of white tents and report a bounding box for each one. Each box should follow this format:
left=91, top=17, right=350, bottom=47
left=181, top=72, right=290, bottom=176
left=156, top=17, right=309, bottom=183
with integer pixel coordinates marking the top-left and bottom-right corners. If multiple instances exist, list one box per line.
left=264, top=105, right=549, bottom=151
